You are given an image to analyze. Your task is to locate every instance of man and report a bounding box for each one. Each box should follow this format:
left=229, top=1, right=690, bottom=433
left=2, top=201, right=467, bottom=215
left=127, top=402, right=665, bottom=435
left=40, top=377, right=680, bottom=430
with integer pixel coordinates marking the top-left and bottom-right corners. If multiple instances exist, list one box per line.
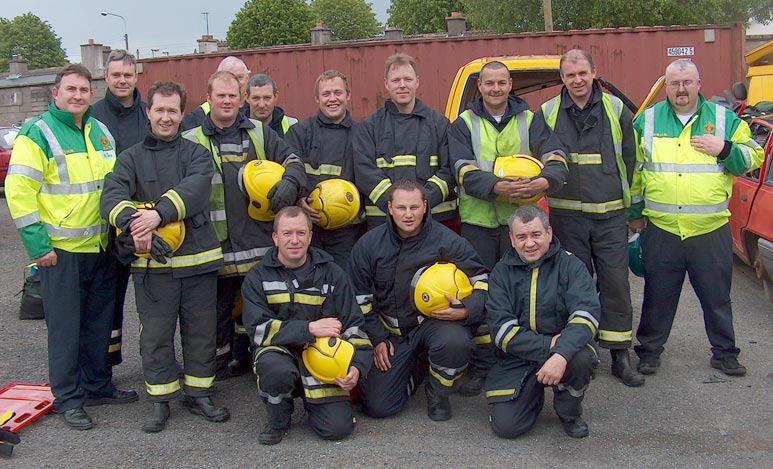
left=285, top=70, right=362, bottom=267
left=92, top=49, right=149, bottom=368
left=536, top=50, right=643, bottom=387
left=347, top=179, right=489, bottom=421
left=486, top=205, right=600, bottom=439
left=448, top=60, right=568, bottom=395
left=629, top=59, right=764, bottom=377
left=101, top=81, right=230, bottom=432
left=5, top=64, right=137, bottom=430
left=181, top=56, right=251, bottom=131
left=242, top=207, right=372, bottom=445
left=353, top=53, right=457, bottom=228
left=183, top=71, right=307, bottom=380
left=246, top=73, right=298, bottom=137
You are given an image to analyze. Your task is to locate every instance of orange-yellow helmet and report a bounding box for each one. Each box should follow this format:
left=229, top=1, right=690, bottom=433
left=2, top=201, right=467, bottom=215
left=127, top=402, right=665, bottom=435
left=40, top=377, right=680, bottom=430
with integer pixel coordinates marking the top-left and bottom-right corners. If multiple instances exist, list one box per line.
left=241, top=160, right=285, bottom=221
left=493, top=154, right=545, bottom=205
left=307, top=179, right=361, bottom=230
left=302, top=337, right=355, bottom=384
left=119, top=202, right=185, bottom=259
left=411, top=262, right=474, bottom=317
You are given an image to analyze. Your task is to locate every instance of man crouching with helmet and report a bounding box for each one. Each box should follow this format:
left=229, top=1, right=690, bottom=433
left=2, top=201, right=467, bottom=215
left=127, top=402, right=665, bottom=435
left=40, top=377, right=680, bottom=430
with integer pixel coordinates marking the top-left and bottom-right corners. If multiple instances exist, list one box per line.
left=242, top=206, right=372, bottom=445
left=486, top=205, right=600, bottom=439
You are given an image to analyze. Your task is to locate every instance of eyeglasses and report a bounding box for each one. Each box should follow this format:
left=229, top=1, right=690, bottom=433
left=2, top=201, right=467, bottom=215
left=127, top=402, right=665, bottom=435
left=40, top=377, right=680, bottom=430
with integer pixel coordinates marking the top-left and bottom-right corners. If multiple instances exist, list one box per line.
left=667, top=80, right=696, bottom=89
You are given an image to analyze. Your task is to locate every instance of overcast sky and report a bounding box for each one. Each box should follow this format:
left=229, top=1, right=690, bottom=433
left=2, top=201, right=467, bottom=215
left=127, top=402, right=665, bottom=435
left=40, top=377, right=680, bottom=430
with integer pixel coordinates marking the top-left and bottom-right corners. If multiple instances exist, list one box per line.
left=4, top=0, right=391, bottom=62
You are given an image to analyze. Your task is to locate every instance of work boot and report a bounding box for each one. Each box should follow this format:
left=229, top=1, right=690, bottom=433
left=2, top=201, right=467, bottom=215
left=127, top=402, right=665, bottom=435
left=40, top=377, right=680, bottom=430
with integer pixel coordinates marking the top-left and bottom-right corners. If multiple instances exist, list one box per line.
left=637, top=355, right=660, bottom=375
left=560, top=417, right=589, bottom=438
left=62, top=408, right=94, bottom=430
left=425, top=384, right=452, bottom=422
left=85, top=389, right=139, bottom=406
left=710, top=357, right=747, bottom=376
left=182, top=396, right=230, bottom=422
left=227, top=358, right=252, bottom=378
left=610, top=349, right=645, bottom=387
left=142, top=402, right=170, bottom=433
left=258, top=424, right=288, bottom=445
left=458, top=375, right=485, bottom=397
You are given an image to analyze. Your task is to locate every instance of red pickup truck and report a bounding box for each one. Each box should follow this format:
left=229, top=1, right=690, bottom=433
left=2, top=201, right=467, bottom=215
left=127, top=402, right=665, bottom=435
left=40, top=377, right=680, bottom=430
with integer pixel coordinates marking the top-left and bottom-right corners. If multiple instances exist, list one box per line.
left=728, top=116, right=773, bottom=301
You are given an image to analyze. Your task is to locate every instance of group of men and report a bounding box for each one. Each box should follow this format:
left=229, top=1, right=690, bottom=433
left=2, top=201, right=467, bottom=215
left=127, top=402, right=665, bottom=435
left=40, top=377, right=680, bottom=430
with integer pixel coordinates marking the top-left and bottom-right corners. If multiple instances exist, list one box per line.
left=5, top=46, right=762, bottom=443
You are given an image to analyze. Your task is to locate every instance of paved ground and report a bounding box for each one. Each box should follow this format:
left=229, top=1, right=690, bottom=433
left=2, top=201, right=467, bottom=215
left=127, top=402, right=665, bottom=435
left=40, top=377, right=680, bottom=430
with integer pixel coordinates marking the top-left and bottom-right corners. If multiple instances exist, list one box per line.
left=0, top=199, right=771, bottom=468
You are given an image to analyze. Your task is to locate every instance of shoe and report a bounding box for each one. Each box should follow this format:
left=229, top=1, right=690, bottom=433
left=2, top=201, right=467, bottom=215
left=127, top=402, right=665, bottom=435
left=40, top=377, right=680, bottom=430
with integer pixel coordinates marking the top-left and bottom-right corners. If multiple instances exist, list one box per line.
left=227, top=358, right=252, bottom=378
left=182, top=396, right=230, bottom=422
left=62, top=408, right=94, bottom=430
left=142, top=402, right=170, bottom=433
left=560, top=417, right=589, bottom=438
left=611, top=349, right=645, bottom=387
left=710, top=357, right=747, bottom=376
left=425, top=385, right=452, bottom=422
left=458, top=376, right=485, bottom=397
left=85, top=389, right=139, bottom=406
left=258, top=424, right=288, bottom=445
left=636, top=356, right=660, bottom=375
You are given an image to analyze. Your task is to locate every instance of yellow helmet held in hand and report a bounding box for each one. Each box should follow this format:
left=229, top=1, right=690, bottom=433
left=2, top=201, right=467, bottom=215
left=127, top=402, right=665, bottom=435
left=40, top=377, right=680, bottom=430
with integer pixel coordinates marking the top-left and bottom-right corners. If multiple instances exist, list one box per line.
left=493, top=154, right=545, bottom=205
left=241, top=160, right=285, bottom=221
left=411, top=262, right=474, bottom=317
left=119, top=202, right=185, bottom=259
left=307, top=179, right=361, bottom=230
left=302, top=336, right=355, bottom=384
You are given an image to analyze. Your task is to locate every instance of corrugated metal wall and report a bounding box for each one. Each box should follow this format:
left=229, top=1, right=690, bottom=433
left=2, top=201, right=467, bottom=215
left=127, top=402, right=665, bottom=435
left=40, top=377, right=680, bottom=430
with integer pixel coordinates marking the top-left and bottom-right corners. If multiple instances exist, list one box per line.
left=136, top=23, right=746, bottom=121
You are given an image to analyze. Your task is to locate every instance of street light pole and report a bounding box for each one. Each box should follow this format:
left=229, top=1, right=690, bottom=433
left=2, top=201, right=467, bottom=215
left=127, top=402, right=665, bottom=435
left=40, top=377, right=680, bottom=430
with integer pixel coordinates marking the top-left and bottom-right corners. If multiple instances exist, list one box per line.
left=101, top=11, right=129, bottom=51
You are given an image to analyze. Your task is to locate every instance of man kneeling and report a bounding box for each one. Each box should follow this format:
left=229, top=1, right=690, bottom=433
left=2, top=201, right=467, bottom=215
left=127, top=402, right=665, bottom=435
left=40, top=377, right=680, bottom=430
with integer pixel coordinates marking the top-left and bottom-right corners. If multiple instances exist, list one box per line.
left=242, top=207, right=372, bottom=445
left=486, top=205, right=600, bottom=438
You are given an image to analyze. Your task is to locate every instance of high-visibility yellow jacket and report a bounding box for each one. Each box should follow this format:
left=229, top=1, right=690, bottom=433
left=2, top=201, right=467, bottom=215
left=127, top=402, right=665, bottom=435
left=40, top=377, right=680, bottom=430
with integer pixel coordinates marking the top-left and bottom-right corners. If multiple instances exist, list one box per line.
left=6, top=104, right=116, bottom=259
left=629, top=95, right=764, bottom=239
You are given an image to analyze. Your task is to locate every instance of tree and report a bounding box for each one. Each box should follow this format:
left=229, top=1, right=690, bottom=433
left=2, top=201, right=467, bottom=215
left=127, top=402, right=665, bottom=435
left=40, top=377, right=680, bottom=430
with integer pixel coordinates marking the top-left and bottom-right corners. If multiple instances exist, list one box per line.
left=311, top=0, right=381, bottom=41
left=387, top=0, right=466, bottom=35
left=0, top=13, right=67, bottom=72
left=227, top=0, right=316, bottom=49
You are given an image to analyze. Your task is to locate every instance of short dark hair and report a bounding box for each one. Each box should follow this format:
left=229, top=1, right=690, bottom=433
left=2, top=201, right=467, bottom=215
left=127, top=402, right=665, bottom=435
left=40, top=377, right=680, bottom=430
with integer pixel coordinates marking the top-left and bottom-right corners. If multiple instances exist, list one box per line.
left=55, top=64, right=92, bottom=87
left=247, top=73, right=277, bottom=94
left=509, top=205, right=550, bottom=232
left=384, top=53, right=418, bottom=78
left=559, top=49, right=595, bottom=76
left=480, top=60, right=508, bottom=74
left=314, top=70, right=349, bottom=97
left=147, top=81, right=187, bottom=113
left=207, top=70, right=239, bottom=95
left=387, top=178, right=426, bottom=202
left=274, top=206, right=313, bottom=232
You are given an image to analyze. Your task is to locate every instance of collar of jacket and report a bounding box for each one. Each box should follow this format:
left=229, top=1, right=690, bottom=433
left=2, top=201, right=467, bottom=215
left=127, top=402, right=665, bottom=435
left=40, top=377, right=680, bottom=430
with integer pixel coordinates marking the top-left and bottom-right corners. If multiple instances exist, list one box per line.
left=201, top=111, right=254, bottom=136
left=261, top=245, right=335, bottom=269
left=269, top=106, right=288, bottom=130
left=501, top=237, right=563, bottom=269
left=142, top=130, right=182, bottom=150
left=469, top=95, right=530, bottom=126
left=559, top=80, right=602, bottom=111
left=664, top=93, right=708, bottom=121
left=48, top=102, right=93, bottom=131
left=104, top=87, right=143, bottom=115
left=384, top=98, right=433, bottom=119
left=316, top=110, right=353, bottom=128
left=385, top=206, right=433, bottom=243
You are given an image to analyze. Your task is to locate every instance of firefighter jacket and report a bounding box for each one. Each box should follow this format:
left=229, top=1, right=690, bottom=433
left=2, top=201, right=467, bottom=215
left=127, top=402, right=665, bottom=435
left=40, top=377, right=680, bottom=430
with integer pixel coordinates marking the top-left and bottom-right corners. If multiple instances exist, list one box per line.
left=242, top=246, right=373, bottom=402
left=180, top=101, right=250, bottom=132
left=91, top=87, right=149, bottom=155
left=539, top=82, right=636, bottom=219
left=347, top=209, right=489, bottom=345
left=448, top=96, right=568, bottom=229
left=284, top=111, right=358, bottom=196
left=7, top=103, right=116, bottom=259
left=485, top=239, right=601, bottom=403
left=101, top=131, right=224, bottom=277
left=183, top=113, right=307, bottom=276
left=628, top=95, right=764, bottom=239
left=267, top=106, right=298, bottom=138
left=353, top=99, right=457, bottom=223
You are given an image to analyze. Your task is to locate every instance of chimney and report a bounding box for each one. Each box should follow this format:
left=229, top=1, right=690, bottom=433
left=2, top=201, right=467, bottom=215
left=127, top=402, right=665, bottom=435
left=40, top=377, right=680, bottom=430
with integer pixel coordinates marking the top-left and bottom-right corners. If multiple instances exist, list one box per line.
left=9, top=56, right=28, bottom=75
left=197, top=34, right=219, bottom=54
left=311, top=21, right=332, bottom=46
left=384, top=26, right=403, bottom=41
left=80, top=39, right=106, bottom=75
left=101, top=46, right=112, bottom=66
left=446, top=11, right=466, bottom=36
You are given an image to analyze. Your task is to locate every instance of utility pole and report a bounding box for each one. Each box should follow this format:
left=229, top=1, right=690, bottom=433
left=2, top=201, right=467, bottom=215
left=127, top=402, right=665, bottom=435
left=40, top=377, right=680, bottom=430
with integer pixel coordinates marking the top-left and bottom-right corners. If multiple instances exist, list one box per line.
left=202, top=12, right=210, bottom=35
left=543, top=0, right=554, bottom=32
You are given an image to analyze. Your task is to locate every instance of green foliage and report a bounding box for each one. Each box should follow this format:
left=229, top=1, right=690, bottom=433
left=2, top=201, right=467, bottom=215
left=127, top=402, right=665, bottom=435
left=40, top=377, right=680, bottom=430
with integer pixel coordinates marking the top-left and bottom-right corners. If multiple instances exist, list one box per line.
left=227, top=0, right=316, bottom=48
left=311, top=0, right=381, bottom=41
left=387, top=0, right=466, bottom=35
left=0, top=13, right=67, bottom=72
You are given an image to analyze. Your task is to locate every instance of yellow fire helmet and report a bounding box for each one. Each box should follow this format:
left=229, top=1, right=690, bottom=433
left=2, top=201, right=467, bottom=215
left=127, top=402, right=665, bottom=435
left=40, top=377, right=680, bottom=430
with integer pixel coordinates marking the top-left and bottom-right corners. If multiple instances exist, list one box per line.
left=307, top=179, right=361, bottom=230
left=493, top=154, right=545, bottom=205
left=118, top=202, right=185, bottom=259
left=240, top=159, right=285, bottom=222
left=411, top=262, right=474, bottom=317
left=302, top=336, right=355, bottom=384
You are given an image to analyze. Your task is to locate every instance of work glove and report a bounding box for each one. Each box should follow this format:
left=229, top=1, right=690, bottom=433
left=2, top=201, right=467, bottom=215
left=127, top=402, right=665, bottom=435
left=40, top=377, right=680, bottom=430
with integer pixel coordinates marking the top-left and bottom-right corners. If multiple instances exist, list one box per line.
left=267, top=177, right=299, bottom=213
left=149, top=234, right=173, bottom=264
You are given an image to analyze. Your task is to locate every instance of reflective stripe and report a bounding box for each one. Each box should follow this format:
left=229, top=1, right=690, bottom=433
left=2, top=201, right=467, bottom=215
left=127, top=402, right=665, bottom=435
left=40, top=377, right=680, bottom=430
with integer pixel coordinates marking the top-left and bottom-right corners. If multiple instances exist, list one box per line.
left=430, top=199, right=458, bottom=214
left=547, top=197, right=624, bottom=213
left=643, top=107, right=655, bottom=159
left=262, top=281, right=287, bottom=291
left=567, top=153, right=602, bottom=165
left=223, top=246, right=271, bottom=263
left=429, top=361, right=465, bottom=376
left=598, top=329, right=633, bottom=342
left=568, top=310, right=599, bottom=329
left=378, top=315, right=401, bottom=336
left=355, top=294, right=372, bottom=304
left=13, top=211, right=40, bottom=228
left=369, top=178, right=392, bottom=204
left=714, top=103, right=725, bottom=138
left=163, top=189, right=186, bottom=219
left=486, top=388, right=516, bottom=398
left=132, top=247, right=223, bottom=269
left=495, top=319, right=519, bottom=347
left=234, top=323, right=247, bottom=334
left=183, top=374, right=215, bottom=389
left=342, top=326, right=366, bottom=339
left=93, top=120, right=116, bottom=150
left=645, top=199, right=729, bottom=214
left=146, top=380, right=181, bottom=396
left=631, top=194, right=644, bottom=204
left=303, top=387, right=350, bottom=400
left=429, top=155, right=439, bottom=166
left=517, top=117, right=529, bottom=154
left=108, top=342, right=121, bottom=353
left=380, top=313, right=400, bottom=328
left=472, top=281, right=488, bottom=291
left=212, top=172, right=223, bottom=184
left=40, top=180, right=103, bottom=195
left=737, top=144, right=753, bottom=171
left=35, top=120, right=69, bottom=184
left=44, top=223, right=106, bottom=238
left=427, top=175, right=449, bottom=200
left=259, top=388, right=294, bottom=405
left=429, top=367, right=461, bottom=387
left=219, top=143, right=245, bottom=153
left=111, top=328, right=122, bottom=339
left=304, top=163, right=343, bottom=176
left=529, top=268, right=538, bottom=331
left=365, top=205, right=387, bottom=217
left=210, top=209, right=227, bottom=222
left=473, top=334, right=492, bottom=344
left=7, top=164, right=43, bottom=182
left=376, top=155, right=416, bottom=168
left=556, top=383, right=585, bottom=397
left=109, top=200, right=135, bottom=227
left=642, top=162, right=725, bottom=174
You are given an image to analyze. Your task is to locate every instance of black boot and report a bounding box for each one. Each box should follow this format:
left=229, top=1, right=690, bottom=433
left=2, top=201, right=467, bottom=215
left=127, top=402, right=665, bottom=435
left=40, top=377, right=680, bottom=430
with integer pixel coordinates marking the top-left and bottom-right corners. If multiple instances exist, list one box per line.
left=142, top=402, right=170, bottom=433
left=425, top=384, right=452, bottom=422
left=611, top=349, right=645, bottom=387
left=182, top=396, right=230, bottom=422
left=259, top=400, right=293, bottom=445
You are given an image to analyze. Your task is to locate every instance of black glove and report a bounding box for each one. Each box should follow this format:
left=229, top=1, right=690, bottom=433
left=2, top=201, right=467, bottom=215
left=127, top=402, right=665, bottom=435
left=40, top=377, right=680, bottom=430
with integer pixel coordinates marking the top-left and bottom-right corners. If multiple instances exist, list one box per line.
left=149, top=234, right=173, bottom=264
left=267, top=177, right=299, bottom=213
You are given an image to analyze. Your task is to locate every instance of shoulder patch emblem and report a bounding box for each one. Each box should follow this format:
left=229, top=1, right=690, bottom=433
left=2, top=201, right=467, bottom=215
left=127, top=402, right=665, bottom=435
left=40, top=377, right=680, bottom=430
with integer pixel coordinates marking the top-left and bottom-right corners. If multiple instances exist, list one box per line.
left=704, top=122, right=714, bottom=134
left=99, top=135, right=109, bottom=147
